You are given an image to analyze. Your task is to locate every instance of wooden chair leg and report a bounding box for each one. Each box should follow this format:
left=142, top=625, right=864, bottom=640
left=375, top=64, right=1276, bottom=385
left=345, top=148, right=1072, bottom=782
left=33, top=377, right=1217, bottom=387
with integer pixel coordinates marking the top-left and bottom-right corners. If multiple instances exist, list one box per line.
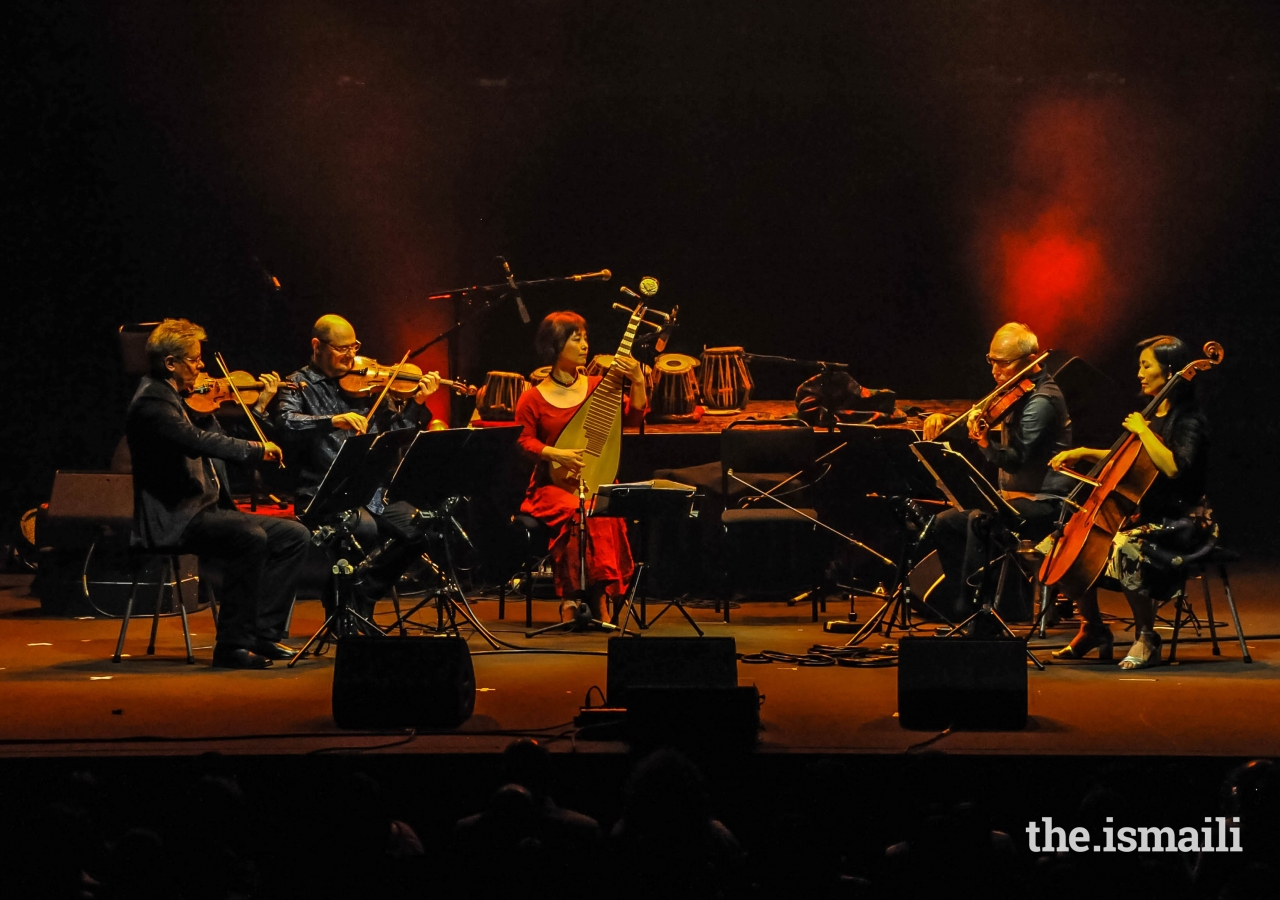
left=1200, top=574, right=1221, bottom=656
left=1219, top=565, right=1252, bottom=663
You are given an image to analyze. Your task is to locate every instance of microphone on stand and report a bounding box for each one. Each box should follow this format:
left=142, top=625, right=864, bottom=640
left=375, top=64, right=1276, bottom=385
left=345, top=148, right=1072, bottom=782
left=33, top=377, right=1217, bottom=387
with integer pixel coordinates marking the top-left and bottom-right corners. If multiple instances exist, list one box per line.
left=655, top=305, right=678, bottom=353
left=497, top=256, right=530, bottom=324
left=567, top=269, right=611, bottom=282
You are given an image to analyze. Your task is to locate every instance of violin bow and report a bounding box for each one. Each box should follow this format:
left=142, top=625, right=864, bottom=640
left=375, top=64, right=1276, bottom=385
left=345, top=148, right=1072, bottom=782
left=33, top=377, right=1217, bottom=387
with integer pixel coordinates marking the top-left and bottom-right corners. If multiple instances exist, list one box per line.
left=364, top=350, right=412, bottom=425
left=213, top=352, right=284, bottom=468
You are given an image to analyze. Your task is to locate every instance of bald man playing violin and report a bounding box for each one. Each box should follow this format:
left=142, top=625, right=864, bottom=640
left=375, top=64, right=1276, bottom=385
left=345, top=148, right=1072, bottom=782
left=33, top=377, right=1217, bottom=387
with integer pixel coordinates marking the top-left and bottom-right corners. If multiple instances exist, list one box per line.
left=276, top=315, right=442, bottom=622
left=921, top=322, right=1074, bottom=624
left=126, top=318, right=311, bottom=669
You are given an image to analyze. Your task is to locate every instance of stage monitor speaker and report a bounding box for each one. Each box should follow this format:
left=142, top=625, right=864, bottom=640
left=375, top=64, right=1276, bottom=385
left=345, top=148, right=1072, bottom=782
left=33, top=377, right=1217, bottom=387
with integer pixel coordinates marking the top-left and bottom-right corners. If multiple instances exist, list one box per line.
left=625, top=685, right=761, bottom=752
left=333, top=636, right=475, bottom=729
left=897, top=636, right=1027, bottom=730
left=606, top=636, right=738, bottom=707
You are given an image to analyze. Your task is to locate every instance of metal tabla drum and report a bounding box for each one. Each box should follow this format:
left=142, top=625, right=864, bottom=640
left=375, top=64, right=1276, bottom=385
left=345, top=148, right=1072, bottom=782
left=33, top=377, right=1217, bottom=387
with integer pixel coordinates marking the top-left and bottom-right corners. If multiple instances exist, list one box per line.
left=474, top=371, right=529, bottom=421
left=699, top=346, right=754, bottom=414
left=649, top=353, right=701, bottom=420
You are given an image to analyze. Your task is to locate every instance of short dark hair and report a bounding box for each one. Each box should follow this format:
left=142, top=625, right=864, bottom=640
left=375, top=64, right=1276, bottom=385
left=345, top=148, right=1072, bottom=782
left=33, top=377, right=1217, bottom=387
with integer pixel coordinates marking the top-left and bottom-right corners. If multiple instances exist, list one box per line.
left=534, top=311, right=587, bottom=366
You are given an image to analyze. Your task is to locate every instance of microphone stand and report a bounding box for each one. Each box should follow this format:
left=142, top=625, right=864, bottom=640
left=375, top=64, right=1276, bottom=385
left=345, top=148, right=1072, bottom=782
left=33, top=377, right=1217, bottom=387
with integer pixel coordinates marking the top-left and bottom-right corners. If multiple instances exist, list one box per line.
left=526, top=480, right=622, bottom=637
left=408, top=270, right=612, bottom=362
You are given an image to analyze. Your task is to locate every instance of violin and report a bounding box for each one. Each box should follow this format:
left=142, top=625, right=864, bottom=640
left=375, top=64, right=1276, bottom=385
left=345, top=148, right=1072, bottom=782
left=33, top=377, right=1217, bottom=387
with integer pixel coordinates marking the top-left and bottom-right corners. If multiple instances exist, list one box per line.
left=1039, top=341, right=1225, bottom=596
left=934, top=351, right=1051, bottom=441
left=338, top=355, right=477, bottom=399
left=185, top=371, right=301, bottom=415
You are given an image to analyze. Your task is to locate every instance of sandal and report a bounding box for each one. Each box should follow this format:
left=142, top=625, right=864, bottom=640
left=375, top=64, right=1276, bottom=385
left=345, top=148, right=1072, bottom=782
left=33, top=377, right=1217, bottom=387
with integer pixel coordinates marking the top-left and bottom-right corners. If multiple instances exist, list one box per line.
left=1052, top=623, right=1114, bottom=660
left=1119, top=630, right=1162, bottom=670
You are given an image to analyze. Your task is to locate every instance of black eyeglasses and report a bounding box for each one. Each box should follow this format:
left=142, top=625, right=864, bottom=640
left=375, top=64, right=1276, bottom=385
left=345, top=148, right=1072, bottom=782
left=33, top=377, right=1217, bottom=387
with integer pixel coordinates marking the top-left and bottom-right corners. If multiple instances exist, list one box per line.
left=985, top=353, right=1029, bottom=367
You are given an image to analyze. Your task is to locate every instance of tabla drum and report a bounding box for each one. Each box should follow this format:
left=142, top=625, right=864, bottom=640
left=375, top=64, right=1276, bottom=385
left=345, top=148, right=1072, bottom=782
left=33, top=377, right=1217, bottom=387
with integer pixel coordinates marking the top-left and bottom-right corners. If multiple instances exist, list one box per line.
left=474, top=371, right=529, bottom=422
left=650, top=353, right=701, bottom=420
left=699, top=346, right=754, bottom=414
left=529, top=365, right=552, bottom=383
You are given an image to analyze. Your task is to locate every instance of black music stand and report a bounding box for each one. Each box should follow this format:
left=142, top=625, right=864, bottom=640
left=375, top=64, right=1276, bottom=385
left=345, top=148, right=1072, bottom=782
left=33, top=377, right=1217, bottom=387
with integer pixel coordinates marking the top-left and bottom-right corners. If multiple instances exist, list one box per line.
left=290, top=429, right=417, bottom=666
left=596, top=480, right=700, bottom=636
left=832, top=425, right=950, bottom=644
left=910, top=441, right=1044, bottom=669
left=385, top=426, right=523, bottom=649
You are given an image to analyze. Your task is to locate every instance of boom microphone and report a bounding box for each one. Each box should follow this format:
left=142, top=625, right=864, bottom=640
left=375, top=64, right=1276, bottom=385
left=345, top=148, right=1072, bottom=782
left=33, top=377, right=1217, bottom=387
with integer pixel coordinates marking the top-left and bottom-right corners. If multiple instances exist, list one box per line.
left=497, top=256, right=530, bottom=324
left=568, top=269, right=611, bottom=282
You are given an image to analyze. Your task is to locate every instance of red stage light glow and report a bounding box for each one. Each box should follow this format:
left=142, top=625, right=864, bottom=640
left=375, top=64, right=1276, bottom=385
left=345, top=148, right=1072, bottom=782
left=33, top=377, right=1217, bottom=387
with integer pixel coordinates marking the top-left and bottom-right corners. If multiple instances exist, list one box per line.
left=999, top=204, right=1105, bottom=342
left=978, top=96, right=1170, bottom=356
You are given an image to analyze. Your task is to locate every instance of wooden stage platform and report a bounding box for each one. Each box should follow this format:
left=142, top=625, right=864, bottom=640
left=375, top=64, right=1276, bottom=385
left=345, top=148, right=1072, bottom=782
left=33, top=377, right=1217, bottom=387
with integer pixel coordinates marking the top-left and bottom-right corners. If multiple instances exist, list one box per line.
left=2, top=559, right=1277, bottom=761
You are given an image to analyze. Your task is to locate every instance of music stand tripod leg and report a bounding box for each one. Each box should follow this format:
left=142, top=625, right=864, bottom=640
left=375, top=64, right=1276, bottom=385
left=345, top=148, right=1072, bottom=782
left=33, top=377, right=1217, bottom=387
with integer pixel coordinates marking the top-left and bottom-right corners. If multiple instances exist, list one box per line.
left=943, top=555, right=1045, bottom=670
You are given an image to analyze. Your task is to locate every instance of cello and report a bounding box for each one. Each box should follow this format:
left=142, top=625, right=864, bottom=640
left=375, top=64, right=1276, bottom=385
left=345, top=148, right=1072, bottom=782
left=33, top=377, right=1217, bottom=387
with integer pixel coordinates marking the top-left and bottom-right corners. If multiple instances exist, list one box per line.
left=1038, top=341, right=1224, bottom=597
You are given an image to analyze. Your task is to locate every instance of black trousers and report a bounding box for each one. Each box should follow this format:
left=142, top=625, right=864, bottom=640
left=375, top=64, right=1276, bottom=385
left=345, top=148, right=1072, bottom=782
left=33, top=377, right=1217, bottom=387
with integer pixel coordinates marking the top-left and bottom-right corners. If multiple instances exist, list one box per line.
left=930, top=497, right=1061, bottom=622
left=181, top=508, right=311, bottom=647
left=321, top=501, right=429, bottom=618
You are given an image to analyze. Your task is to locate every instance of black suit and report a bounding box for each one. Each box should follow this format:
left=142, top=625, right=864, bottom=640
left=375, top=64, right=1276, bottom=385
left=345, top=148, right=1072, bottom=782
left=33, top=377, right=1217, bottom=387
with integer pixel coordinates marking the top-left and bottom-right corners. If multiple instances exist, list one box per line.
left=126, top=377, right=310, bottom=648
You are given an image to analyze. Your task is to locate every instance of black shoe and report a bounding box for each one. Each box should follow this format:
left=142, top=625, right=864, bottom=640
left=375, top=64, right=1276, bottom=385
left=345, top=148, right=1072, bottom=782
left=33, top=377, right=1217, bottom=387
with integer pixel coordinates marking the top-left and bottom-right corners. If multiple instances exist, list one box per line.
left=253, top=640, right=298, bottom=661
left=212, top=644, right=273, bottom=669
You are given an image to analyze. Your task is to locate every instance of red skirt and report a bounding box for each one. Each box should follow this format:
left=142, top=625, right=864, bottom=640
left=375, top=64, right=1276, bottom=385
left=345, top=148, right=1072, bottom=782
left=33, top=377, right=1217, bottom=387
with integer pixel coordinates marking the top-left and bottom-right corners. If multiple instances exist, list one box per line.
left=521, top=482, right=635, bottom=599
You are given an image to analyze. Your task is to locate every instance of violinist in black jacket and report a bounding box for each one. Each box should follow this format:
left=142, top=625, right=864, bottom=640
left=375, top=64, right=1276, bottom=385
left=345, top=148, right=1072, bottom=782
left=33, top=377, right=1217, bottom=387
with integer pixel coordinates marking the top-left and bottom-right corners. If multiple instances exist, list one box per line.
left=126, top=318, right=310, bottom=669
left=921, top=322, right=1073, bottom=623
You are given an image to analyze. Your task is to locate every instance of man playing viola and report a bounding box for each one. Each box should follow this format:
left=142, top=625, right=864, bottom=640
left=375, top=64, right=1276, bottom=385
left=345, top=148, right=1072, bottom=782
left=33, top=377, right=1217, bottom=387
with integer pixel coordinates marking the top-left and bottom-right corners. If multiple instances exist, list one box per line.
left=921, top=322, right=1074, bottom=623
left=126, top=318, right=311, bottom=669
left=276, top=315, right=442, bottom=621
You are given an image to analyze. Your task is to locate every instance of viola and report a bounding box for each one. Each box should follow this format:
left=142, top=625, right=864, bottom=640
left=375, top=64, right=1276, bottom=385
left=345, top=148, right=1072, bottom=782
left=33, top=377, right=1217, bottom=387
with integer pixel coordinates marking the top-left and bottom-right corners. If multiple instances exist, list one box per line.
left=185, top=371, right=301, bottom=415
left=934, top=351, right=1051, bottom=442
left=338, top=355, right=477, bottom=399
left=1039, top=341, right=1225, bottom=596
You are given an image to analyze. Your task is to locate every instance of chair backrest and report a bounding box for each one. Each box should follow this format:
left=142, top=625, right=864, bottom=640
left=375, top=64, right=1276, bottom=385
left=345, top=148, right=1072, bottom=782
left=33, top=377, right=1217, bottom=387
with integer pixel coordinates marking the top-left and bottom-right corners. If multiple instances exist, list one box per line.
left=118, top=323, right=160, bottom=376
left=721, top=419, right=815, bottom=478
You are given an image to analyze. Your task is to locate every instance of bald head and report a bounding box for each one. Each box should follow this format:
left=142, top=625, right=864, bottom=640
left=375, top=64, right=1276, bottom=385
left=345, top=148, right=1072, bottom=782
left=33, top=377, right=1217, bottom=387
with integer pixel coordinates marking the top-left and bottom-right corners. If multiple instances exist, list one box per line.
left=313, top=315, right=355, bottom=345
left=987, top=323, right=1040, bottom=384
left=311, top=315, right=359, bottom=378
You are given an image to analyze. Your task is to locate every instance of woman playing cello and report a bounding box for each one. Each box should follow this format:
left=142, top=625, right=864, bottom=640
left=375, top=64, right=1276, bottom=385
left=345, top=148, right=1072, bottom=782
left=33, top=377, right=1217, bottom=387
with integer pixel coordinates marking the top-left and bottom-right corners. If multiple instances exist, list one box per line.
left=1048, top=336, right=1213, bottom=669
left=515, top=311, right=648, bottom=624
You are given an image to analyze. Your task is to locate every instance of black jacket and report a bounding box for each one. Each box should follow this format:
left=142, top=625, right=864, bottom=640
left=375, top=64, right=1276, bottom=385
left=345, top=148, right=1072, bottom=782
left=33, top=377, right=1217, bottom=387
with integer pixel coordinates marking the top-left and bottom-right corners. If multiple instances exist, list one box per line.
left=125, top=376, right=264, bottom=548
left=980, top=369, right=1074, bottom=496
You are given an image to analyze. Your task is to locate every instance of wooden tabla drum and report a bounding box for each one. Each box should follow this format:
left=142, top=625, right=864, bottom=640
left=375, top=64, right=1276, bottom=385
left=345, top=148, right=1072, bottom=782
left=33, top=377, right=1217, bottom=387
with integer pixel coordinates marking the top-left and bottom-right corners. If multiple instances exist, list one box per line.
left=529, top=365, right=552, bottom=383
left=650, top=353, right=701, bottom=421
left=474, top=371, right=529, bottom=422
left=699, top=346, right=754, bottom=414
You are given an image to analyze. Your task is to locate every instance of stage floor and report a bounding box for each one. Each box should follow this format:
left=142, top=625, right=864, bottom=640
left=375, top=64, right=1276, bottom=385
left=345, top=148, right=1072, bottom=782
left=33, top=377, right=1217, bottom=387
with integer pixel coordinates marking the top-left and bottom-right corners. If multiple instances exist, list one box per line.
left=1, top=564, right=1277, bottom=759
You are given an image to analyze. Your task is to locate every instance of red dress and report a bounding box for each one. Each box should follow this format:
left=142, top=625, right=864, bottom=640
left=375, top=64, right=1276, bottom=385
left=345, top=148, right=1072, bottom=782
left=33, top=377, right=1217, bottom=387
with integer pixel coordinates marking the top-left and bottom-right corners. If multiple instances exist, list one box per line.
left=515, top=376, right=645, bottom=599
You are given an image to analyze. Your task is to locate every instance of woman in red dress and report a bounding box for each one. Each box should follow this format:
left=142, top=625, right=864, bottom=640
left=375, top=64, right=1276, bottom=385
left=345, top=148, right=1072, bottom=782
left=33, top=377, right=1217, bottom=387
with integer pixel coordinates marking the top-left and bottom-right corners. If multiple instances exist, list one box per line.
left=515, top=311, right=648, bottom=623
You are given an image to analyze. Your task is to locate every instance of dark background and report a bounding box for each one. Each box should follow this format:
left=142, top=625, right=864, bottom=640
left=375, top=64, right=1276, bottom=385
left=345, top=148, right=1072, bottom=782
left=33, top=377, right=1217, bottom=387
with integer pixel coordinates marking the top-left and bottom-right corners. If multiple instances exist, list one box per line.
left=7, top=1, right=1278, bottom=552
